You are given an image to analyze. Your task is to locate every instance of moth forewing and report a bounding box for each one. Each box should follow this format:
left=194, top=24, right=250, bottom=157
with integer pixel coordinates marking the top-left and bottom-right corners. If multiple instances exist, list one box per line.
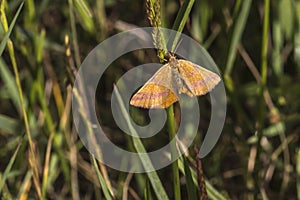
left=130, top=63, right=179, bottom=108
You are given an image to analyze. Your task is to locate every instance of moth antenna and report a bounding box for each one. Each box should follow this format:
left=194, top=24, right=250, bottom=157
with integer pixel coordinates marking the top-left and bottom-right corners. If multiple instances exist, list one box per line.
left=173, top=39, right=183, bottom=54
left=166, top=38, right=182, bottom=61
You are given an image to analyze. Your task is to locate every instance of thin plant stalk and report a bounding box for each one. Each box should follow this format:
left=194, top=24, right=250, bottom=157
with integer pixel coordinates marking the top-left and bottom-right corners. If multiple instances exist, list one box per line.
left=255, top=0, right=270, bottom=196
left=0, top=2, right=42, bottom=199
left=167, top=105, right=181, bottom=200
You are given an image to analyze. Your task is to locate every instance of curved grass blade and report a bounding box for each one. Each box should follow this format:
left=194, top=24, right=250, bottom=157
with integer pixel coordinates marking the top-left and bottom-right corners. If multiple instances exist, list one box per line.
left=91, top=155, right=113, bottom=200
left=0, top=1, right=24, bottom=56
left=114, top=85, right=169, bottom=200
left=0, top=135, right=24, bottom=192
left=0, top=58, right=22, bottom=113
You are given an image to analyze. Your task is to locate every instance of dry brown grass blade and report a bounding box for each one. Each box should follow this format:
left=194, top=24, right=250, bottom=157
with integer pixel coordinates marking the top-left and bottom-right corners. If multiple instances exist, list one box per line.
left=28, top=143, right=42, bottom=200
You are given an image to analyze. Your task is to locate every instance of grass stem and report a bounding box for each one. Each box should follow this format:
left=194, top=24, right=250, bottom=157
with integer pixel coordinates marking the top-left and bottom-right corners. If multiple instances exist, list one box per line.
left=167, top=105, right=181, bottom=200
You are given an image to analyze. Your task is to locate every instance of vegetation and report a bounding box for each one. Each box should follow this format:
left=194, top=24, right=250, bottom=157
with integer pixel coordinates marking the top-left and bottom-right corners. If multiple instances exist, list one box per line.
left=0, top=0, right=300, bottom=199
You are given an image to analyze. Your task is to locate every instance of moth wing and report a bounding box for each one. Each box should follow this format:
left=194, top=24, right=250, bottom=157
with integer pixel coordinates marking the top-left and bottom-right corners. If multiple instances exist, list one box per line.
left=130, top=64, right=179, bottom=108
left=178, top=60, right=220, bottom=96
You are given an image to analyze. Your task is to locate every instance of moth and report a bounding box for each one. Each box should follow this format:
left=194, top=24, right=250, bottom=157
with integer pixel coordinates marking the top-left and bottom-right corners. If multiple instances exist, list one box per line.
left=130, top=54, right=221, bottom=108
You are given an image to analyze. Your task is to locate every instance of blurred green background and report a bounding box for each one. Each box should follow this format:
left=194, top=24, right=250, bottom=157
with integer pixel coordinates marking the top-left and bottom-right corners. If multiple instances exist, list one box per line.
left=0, top=0, right=300, bottom=199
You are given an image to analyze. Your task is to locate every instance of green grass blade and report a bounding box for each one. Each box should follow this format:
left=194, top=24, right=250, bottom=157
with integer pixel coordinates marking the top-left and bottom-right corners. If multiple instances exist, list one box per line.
left=144, top=179, right=153, bottom=200
left=68, top=0, right=81, bottom=68
left=233, top=0, right=242, bottom=18
left=279, top=0, right=295, bottom=40
left=255, top=0, right=270, bottom=198
left=167, top=105, right=181, bottom=200
left=114, top=85, right=169, bottom=200
left=182, top=157, right=197, bottom=200
left=35, top=29, right=46, bottom=63
left=91, top=155, right=113, bottom=200
left=0, top=58, right=22, bottom=113
left=171, top=0, right=195, bottom=51
left=224, top=0, right=252, bottom=76
left=0, top=135, right=23, bottom=192
left=74, top=0, right=94, bottom=32
left=295, top=1, right=300, bottom=72
left=272, top=19, right=283, bottom=76
left=178, top=157, right=227, bottom=200
left=0, top=114, right=22, bottom=134
left=191, top=0, right=212, bottom=43
left=172, top=0, right=195, bottom=33
left=297, top=148, right=300, bottom=200
left=74, top=0, right=92, bottom=17
left=205, top=179, right=228, bottom=200
left=0, top=1, right=24, bottom=56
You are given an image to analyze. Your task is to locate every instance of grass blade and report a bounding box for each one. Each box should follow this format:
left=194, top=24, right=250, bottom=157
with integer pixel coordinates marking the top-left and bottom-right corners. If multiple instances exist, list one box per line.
left=171, top=0, right=195, bottom=51
left=177, top=157, right=227, bottom=200
left=167, top=105, right=181, bottom=200
left=297, top=148, right=300, bottom=200
left=295, top=1, right=300, bottom=72
left=0, top=114, right=22, bottom=134
left=224, top=0, right=252, bottom=76
left=144, top=178, right=153, bottom=200
left=91, top=155, right=113, bottom=200
left=278, top=0, right=295, bottom=40
left=254, top=1, right=270, bottom=197
left=0, top=58, right=22, bottom=113
left=74, top=0, right=94, bottom=32
left=0, top=135, right=24, bottom=192
left=182, top=157, right=197, bottom=200
left=114, top=85, right=169, bottom=200
left=0, top=1, right=24, bottom=56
